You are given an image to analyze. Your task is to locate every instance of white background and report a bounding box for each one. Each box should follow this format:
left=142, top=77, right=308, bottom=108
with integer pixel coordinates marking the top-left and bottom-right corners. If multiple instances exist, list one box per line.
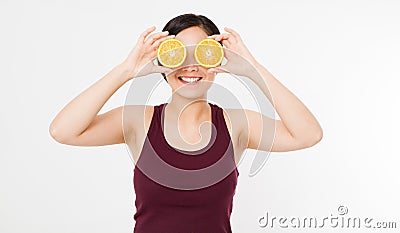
left=1, top=0, right=399, bottom=232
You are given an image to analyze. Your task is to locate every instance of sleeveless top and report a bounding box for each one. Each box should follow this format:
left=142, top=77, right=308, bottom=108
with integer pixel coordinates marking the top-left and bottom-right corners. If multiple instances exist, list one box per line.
left=133, top=102, right=239, bottom=233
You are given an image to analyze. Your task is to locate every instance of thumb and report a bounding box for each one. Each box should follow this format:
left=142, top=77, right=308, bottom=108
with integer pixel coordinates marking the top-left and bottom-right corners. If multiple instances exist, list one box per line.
left=152, top=65, right=173, bottom=74
left=207, top=66, right=229, bottom=74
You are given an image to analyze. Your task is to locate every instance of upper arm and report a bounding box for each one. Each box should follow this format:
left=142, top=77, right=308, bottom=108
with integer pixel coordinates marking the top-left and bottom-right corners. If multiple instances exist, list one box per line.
left=57, top=106, right=127, bottom=146
left=240, top=109, right=309, bottom=152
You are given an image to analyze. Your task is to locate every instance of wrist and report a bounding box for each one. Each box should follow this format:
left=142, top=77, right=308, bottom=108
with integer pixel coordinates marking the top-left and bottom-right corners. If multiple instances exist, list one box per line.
left=247, top=56, right=258, bottom=67
left=121, top=59, right=140, bottom=76
left=116, top=62, right=135, bottom=82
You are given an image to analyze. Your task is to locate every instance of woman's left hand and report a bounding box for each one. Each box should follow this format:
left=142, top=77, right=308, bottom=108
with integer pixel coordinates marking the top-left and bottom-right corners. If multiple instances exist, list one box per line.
left=207, top=27, right=258, bottom=77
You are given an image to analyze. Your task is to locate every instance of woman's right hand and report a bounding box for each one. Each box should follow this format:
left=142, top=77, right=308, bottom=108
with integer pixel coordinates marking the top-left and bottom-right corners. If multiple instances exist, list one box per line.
left=122, top=26, right=174, bottom=79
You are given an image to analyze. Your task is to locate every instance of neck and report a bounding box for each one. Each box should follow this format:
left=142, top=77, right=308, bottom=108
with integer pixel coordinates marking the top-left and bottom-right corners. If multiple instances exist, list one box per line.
left=167, top=94, right=210, bottom=121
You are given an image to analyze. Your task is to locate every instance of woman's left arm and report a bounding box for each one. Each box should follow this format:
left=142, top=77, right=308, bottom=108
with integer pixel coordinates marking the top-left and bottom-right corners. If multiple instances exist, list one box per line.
left=209, top=27, right=323, bottom=152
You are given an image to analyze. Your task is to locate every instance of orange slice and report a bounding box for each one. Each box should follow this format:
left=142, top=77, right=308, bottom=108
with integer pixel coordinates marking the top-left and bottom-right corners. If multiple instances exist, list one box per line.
left=157, top=38, right=187, bottom=68
left=194, top=38, right=224, bottom=68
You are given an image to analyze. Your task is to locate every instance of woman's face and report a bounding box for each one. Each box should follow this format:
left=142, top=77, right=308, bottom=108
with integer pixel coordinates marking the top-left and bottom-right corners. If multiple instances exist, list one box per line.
left=166, top=26, right=216, bottom=99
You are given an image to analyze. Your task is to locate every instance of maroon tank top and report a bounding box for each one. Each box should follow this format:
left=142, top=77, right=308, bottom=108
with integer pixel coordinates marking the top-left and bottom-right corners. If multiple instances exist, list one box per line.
left=133, top=102, right=239, bottom=233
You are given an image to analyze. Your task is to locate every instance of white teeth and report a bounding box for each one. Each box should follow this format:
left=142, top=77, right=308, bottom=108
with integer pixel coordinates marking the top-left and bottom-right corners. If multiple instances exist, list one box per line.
left=181, top=77, right=201, bottom=82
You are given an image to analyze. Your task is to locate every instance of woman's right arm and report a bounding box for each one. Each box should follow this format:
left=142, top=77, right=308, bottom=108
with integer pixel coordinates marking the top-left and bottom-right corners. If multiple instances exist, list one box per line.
left=49, top=63, right=130, bottom=146
left=49, top=26, right=173, bottom=146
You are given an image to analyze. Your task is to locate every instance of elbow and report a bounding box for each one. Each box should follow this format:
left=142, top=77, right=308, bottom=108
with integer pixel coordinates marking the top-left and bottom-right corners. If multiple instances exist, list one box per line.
left=299, top=129, right=323, bottom=149
left=313, top=129, right=323, bottom=145
left=49, top=123, right=74, bottom=145
left=49, top=124, right=64, bottom=144
left=309, top=129, right=323, bottom=147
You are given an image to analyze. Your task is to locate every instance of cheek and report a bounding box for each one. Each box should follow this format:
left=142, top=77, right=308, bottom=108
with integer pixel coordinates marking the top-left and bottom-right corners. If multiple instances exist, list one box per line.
left=165, top=74, right=176, bottom=86
left=200, top=73, right=216, bottom=89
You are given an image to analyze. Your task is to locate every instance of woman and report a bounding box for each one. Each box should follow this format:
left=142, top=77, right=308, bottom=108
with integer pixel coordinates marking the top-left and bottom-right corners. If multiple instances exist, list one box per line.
left=49, top=13, right=322, bottom=233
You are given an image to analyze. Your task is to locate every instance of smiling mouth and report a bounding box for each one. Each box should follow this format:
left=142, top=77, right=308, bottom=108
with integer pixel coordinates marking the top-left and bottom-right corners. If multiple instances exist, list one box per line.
left=178, top=76, right=203, bottom=85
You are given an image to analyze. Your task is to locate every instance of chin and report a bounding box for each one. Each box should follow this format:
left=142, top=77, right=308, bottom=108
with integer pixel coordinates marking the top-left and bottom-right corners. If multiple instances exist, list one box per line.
left=172, top=83, right=212, bottom=99
left=168, top=73, right=215, bottom=98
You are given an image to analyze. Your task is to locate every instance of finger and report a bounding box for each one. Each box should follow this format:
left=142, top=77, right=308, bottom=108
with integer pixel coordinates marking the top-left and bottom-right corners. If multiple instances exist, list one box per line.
left=224, top=27, right=241, bottom=41
left=145, top=31, right=169, bottom=45
left=162, top=67, right=174, bottom=75
left=218, top=34, right=237, bottom=45
left=152, top=65, right=173, bottom=74
left=207, top=34, right=235, bottom=46
left=148, top=31, right=169, bottom=42
left=150, top=35, right=175, bottom=50
left=214, top=33, right=231, bottom=41
left=208, top=34, right=222, bottom=41
left=207, top=66, right=229, bottom=74
left=221, top=39, right=231, bottom=48
left=139, top=26, right=156, bottom=43
left=207, top=34, right=219, bottom=39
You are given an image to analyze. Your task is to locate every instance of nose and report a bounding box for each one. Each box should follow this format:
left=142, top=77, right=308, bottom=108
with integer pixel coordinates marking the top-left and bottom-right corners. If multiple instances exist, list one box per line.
left=182, top=65, right=199, bottom=72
